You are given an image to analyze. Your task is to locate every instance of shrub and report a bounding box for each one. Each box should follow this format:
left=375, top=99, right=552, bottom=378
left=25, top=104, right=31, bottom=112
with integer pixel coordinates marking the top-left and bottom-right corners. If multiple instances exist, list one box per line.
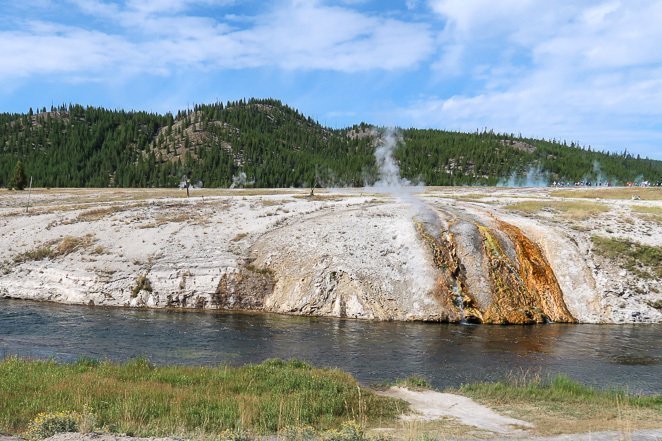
left=131, top=274, right=153, bottom=297
left=24, top=411, right=79, bottom=440
left=321, top=421, right=367, bottom=441
left=14, top=235, right=96, bottom=263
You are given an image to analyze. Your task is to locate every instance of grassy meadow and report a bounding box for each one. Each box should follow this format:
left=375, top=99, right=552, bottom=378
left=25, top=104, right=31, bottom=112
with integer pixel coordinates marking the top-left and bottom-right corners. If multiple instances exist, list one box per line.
left=2, top=358, right=661, bottom=440
left=0, top=358, right=403, bottom=438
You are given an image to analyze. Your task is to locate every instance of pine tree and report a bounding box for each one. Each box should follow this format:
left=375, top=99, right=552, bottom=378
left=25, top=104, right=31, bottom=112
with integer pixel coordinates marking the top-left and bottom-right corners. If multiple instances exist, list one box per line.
left=10, top=160, right=28, bottom=190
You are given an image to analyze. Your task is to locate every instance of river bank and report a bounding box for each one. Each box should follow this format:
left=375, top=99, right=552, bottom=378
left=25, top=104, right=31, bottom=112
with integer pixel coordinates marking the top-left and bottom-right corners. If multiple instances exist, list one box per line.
left=2, top=298, right=660, bottom=393
left=0, top=187, right=660, bottom=324
left=1, top=358, right=660, bottom=440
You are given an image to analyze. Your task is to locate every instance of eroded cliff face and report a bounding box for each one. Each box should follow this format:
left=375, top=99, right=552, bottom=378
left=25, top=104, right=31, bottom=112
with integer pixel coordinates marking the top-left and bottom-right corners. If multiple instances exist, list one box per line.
left=0, top=188, right=659, bottom=323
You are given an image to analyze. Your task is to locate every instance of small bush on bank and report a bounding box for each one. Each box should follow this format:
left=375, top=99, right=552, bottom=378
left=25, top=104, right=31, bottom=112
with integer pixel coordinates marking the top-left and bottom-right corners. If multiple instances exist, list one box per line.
left=130, top=274, right=153, bottom=297
left=24, top=411, right=79, bottom=440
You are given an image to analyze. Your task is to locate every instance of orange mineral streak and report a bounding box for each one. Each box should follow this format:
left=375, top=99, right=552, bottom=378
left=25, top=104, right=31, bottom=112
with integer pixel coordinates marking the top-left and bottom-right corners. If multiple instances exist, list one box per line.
left=477, top=225, right=541, bottom=324
left=416, top=218, right=575, bottom=324
left=415, top=222, right=483, bottom=323
left=496, top=221, right=576, bottom=323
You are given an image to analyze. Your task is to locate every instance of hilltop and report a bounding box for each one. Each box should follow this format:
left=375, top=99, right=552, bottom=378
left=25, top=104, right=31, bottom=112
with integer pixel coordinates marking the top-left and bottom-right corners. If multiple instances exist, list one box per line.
left=1, top=98, right=660, bottom=188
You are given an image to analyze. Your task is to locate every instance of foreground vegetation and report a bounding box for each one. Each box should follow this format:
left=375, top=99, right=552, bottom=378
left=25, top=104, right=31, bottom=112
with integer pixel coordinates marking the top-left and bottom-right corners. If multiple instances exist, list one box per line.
left=2, top=358, right=661, bottom=440
left=1, top=99, right=660, bottom=188
left=458, top=374, right=662, bottom=435
left=0, top=358, right=403, bottom=438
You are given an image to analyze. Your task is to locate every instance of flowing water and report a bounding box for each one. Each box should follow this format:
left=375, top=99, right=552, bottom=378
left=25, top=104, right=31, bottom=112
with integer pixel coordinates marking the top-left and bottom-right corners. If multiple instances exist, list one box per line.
left=1, top=299, right=660, bottom=393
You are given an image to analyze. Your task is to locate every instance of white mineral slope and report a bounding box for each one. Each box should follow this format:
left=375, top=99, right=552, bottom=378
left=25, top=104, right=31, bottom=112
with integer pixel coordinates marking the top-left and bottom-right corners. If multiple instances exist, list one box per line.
left=0, top=190, right=445, bottom=319
left=251, top=200, right=441, bottom=320
left=0, top=188, right=660, bottom=323
left=0, top=191, right=358, bottom=309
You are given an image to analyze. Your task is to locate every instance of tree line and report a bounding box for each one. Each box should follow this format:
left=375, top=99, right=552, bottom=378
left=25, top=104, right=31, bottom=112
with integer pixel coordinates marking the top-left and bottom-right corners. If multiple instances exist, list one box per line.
left=1, top=99, right=660, bottom=188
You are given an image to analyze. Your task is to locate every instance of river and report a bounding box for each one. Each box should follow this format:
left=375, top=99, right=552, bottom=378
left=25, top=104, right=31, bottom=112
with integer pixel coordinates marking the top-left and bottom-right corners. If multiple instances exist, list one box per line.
left=1, top=299, right=660, bottom=393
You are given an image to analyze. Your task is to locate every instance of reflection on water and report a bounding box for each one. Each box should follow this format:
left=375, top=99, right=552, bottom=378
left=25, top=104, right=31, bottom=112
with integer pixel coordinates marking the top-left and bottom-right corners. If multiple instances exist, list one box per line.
left=0, top=299, right=660, bottom=393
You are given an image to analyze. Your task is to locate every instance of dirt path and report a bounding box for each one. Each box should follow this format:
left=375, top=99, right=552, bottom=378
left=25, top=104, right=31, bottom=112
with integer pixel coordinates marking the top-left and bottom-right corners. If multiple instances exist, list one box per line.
left=377, top=386, right=534, bottom=435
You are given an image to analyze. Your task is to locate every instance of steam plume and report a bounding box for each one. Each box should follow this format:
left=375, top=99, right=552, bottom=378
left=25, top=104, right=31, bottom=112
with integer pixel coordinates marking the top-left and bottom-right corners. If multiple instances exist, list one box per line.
left=369, top=128, right=440, bottom=237
left=230, top=172, right=255, bottom=189
left=373, top=128, right=412, bottom=189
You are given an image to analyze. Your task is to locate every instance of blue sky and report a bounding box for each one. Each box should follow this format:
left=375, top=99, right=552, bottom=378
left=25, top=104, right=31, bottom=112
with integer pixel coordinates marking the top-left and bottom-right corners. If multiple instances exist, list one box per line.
left=1, top=0, right=661, bottom=159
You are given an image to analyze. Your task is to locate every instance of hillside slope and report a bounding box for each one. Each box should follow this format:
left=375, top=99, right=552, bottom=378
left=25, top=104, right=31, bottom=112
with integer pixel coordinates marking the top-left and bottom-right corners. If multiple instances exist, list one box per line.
left=1, top=99, right=660, bottom=188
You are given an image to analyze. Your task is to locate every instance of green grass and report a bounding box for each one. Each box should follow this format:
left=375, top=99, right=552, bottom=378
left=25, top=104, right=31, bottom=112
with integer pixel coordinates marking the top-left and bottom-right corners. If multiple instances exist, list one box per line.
left=0, top=358, right=404, bottom=438
left=592, top=235, right=662, bottom=279
left=459, top=374, right=660, bottom=408
left=456, top=374, right=662, bottom=435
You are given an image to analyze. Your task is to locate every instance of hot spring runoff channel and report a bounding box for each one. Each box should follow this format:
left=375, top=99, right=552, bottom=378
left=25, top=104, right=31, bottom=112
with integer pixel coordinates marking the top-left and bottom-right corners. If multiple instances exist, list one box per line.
left=1, top=299, right=660, bottom=393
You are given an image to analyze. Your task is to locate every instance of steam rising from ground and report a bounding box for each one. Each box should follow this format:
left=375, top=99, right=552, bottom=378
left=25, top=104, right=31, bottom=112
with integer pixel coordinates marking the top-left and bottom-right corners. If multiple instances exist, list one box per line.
left=373, top=129, right=412, bottom=189
left=497, top=166, right=549, bottom=187
left=369, top=128, right=440, bottom=237
left=230, top=172, right=255, bottom=189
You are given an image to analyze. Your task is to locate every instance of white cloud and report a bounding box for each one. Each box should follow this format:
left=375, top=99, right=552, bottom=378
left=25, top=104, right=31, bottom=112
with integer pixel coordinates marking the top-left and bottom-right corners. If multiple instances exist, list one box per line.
left=1, top=0, right=660, bottom=158
left=399, top=0, right=662, bottom=157
left=0, top=22, right=141, bottom=78
left=0, top=0, right=435, bottom=81
left=429, top=0, right=536, bottom=33
left=233, top=3, right=434, bottom=71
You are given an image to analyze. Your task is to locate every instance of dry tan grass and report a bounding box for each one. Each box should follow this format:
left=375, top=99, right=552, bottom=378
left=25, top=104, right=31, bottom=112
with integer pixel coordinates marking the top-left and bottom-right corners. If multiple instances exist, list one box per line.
left=552, top=187, right=662, bottom=200
left=631, top=204, right=662, bottom=223
left=232, top=232, right=248, bottom=242
left=446, top=193, right=492, bottom=200
left=453, top=197, right=497, bottom=204
left=72, top=205, right=135, bottom=222
left=14, top=234, right=96, bottom=263
left=507, top=200, right=610, bottom=219
left=369, top=417, right=492, bottom=440
left=475, top=398, right=662, bottom=436
left=154, top=212, right=206, bottom=225
left=292, top=194, right=348, bottom=201
left=260, top=199, right=283, bottom=207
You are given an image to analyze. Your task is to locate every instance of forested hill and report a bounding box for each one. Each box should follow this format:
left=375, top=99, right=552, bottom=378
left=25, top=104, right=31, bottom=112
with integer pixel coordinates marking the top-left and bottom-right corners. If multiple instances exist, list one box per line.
left=1, top=98, right=660, bottom=188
